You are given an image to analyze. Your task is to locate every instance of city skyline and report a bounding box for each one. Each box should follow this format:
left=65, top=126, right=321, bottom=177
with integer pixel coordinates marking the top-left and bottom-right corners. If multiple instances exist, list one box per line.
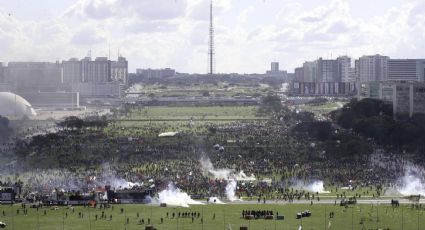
left=0, top=0, right=424, bottom=73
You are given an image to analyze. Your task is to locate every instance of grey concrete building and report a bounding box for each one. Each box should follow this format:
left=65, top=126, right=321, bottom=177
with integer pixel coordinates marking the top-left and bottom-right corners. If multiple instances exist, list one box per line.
left=271, top=62, right=279, bottom=72
left=302, top=61, right=317, bottom=82
left=81, top=57, right=111, bottom=83
left=111, top=57, right=128, bottom=85
left=136, top=68, right=176, bottom=78
left=337, top=56, right=354, bottom=82
left=360, top=82, right=425, bottom=117
left=317, top=58, right=340, bottom=82
left=4, top=62, right=63, bottom=93
left=63, top=58, right=83, bottom=84
left=358, top=55, right=389, bottom=82
left=266, top=62, right=287, bottom=78
left=388, top=59, right=425, bottom=82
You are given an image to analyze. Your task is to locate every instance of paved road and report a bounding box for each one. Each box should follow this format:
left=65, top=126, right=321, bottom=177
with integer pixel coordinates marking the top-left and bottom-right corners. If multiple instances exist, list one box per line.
left=199, top=199, right=424, bottom=205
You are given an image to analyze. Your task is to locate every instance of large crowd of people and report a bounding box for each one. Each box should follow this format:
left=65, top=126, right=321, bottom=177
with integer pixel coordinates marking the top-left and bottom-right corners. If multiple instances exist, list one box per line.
left=0, top=110, right=423, bottom=203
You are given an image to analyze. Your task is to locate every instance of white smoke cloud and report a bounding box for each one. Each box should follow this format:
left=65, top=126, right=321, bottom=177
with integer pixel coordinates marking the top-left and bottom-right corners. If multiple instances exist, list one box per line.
left=200, top=155, right=233, bottom=179
left=158, top=183, right=203, bottom=207
left=293, top=180, right=330, bottom=194
left=396, top=165, right=425, bottom=196
left=200, top=155, right=255, bottom=201
left=208, top=196, right=225, bottom=204
left=225, top=179, right=241, bottom=202
left=98, top=163, right=142, bottom=190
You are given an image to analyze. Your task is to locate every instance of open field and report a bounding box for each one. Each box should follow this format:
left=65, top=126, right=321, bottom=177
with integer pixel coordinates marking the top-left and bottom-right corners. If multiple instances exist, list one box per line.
left=127, top=84, right=271, bottom=98
left=123, top=106, right=264, bottom=121
left=108, top=106, right=267, bottom=135
left=297, top=102, right=346, bottom=117
left=0, top=203, right=424, bottom=230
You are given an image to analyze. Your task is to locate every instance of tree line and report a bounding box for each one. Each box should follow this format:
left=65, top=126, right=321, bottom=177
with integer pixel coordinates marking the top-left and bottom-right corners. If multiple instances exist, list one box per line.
left=332, top=98, right=425, bottom=151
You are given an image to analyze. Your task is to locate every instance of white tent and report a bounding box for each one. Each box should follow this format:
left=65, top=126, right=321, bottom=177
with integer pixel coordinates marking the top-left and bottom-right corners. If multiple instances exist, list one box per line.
left=158, top=131, right=179, bottom=137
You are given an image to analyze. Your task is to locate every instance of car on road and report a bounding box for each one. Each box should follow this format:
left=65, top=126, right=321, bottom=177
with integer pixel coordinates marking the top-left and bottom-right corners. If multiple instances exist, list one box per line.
left=0, top=221, right=6, bottom=228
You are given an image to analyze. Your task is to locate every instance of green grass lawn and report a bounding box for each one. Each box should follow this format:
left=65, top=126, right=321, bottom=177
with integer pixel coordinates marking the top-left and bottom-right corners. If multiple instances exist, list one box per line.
left=299, top=102, right=346, bottom=116
left=128, top=83, right=270, bottom=98
left=123, top=106, right=264, bottom=121
left=105, top=106, right=267, bottom=137
left=1, top=203, right=424, bottom=230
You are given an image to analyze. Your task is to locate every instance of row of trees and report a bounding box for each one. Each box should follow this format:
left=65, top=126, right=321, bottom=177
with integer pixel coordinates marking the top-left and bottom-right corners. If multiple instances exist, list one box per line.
left=57, top=116, right=108, bottom=130
left=333, top=98, right=425, bottom=149
left=257, top=94, right=377, bottom=158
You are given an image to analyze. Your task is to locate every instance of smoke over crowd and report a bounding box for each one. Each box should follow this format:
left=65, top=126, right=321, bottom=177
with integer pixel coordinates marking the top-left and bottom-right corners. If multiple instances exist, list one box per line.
left=158, top=183, right=203, bottom=207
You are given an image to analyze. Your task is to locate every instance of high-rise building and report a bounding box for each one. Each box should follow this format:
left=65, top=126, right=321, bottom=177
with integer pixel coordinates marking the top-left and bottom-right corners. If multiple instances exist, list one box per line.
left=64, top=56, right=127, bottom=85
left=62, top=56, right=126, bottom=98
left=358, top=55, right=389, bottom=82
left=291, top=56, right=357, bottom=96
left=5, top=62, right=62, bottom=92
left=271, top=62, right=279, bottom=72
left=388, top=59, right=425, bottom=82
left=302, top=61, right=317, bottom=82
left=82, top=57, right=111, bottom=83
left=294, top=67, right=304, bottom=82
left=111, top=57, right=128, bottom=85
left=317, top=58, right=340, bottom=82
left=266, top=62, right=287, bottom=78
left=337, top=56, right=353, bottom=82
left=63, top=58, right=82, bottom=84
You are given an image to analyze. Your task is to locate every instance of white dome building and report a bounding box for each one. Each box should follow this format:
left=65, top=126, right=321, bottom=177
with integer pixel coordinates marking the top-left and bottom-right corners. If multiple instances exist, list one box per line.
left=0, top=92, right=37, bottom=118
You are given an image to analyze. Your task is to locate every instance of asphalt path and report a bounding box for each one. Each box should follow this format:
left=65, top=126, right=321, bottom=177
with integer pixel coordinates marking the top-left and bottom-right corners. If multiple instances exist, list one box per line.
left=199, top=199, right=424, bottom=205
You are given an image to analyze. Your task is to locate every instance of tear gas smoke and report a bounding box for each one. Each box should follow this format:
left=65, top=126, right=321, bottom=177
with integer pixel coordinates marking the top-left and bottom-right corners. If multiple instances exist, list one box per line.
left=200, top=155, right=233, bottom=179
left=225, top=180, right=241, bottom=201
left=293, top=180, right=330, bottom=194
left=396, top=165, right=425, bottom=196
left=208, top=196, right=225, bottom=204
left=99, top=163, right=143, bottom=189
left=200, top=155, right=255, bottom=201
left=158, top=183, right=203, bottom=207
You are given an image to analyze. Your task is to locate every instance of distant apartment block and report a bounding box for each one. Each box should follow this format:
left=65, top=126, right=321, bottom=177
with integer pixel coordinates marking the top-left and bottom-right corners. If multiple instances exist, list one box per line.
left=0, top=56, right=127, bottom=100
left=293, top=56, right=354, bottom=84
left=355, top=56, right=425, bottom=83
left=290, top=54, right=425, bottom=97
left=135, top=68, right=175, bottom=78
left=82, top=57, right=111, bottom=83
left=4, top=62, right=63, bottom=93
left=111, top=57, right=128, bottom=85
left=388, top=59, right=425, bottom=82
left=358, top=55, right=389, bottom=82
left=271, top=62, right=279, bottom=72
left=290, top=82, right=357, bottom=96
left=63, top=58, right=83, bottom=84
left=63, top=56, right=128, bottom=85
left=62, top=56, right=127, bottom=98
left=337, top=56, right=354, bottom=82
left=266, top=62, right=287, bottom=78
left=317, top=58, right=340, bottom=82
left=291, top=56, right=357, bottom=96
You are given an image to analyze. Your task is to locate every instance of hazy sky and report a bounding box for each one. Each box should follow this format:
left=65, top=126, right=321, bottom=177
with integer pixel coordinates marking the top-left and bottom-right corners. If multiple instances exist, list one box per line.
left=0, top=0, right=424, bottom=73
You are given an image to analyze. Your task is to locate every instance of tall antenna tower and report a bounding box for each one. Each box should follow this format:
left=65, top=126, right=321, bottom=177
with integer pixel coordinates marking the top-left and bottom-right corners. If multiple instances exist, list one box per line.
left=208, top=0, right=215, bottom=75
